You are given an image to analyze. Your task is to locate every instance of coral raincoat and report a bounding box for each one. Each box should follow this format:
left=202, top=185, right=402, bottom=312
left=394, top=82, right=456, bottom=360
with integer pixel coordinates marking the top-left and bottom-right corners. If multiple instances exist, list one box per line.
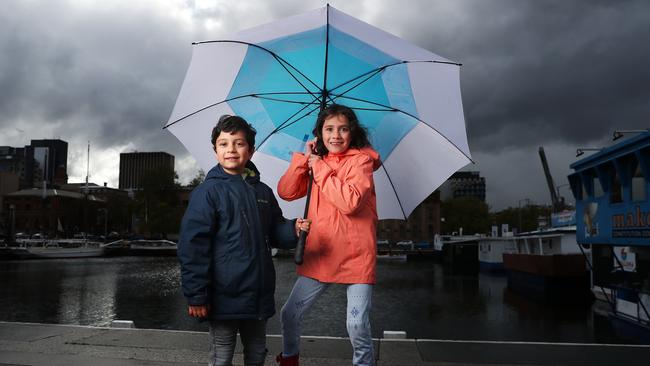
left=278, top=147, right=381, bottom=284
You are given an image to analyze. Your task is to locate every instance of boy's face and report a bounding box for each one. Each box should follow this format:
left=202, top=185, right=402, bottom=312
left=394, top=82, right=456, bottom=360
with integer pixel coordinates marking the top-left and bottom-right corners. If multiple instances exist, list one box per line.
left=214, top=130, right=253, bottom=175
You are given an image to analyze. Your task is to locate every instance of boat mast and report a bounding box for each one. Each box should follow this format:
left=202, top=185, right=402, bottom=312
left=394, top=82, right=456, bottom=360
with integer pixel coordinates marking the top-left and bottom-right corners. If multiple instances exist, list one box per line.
left=85, top=141, right=90, bottom=194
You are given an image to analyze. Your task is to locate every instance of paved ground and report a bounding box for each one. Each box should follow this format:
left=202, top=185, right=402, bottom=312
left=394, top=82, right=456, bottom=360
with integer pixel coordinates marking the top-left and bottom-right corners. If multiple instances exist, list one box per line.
left=1, top=321, right=649, bottom=365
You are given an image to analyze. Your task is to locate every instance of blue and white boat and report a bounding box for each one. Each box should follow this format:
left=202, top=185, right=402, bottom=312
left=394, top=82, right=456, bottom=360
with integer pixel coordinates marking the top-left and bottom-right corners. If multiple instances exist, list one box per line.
left=568, top=129, right=650, bottom=342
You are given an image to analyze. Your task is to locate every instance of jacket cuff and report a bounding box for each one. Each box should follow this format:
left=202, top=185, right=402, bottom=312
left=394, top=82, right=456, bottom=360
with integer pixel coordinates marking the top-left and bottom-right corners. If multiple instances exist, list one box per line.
left=187, top=295, right=208, bottom=306
left=290, top=152, right=309, bottom=171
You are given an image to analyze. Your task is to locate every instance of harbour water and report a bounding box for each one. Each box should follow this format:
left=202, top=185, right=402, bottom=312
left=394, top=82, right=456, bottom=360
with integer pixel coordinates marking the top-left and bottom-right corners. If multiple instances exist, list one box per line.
left=0, top=256, right=625, bottom=343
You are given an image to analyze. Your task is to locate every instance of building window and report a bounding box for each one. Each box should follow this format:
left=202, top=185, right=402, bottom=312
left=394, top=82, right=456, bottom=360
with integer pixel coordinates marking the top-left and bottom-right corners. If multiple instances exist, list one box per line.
left=632, top=162, right=646, bottom=202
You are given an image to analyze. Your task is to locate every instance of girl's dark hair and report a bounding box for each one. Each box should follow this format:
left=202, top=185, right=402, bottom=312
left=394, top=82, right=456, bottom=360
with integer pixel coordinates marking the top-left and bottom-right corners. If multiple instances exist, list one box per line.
left=312, top=104, right=371, bottom=155
left=211, top=115, right=256, bottom=150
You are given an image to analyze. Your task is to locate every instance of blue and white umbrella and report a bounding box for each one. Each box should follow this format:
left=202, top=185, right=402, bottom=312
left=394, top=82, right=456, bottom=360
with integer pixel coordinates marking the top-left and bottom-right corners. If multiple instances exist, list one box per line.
left=165, top=5, right=472, bottom=220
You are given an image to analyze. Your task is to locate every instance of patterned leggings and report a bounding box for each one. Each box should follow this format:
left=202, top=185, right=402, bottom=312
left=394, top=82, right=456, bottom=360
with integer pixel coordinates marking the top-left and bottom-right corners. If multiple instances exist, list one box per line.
left=280, top=276, right=374, bottom=366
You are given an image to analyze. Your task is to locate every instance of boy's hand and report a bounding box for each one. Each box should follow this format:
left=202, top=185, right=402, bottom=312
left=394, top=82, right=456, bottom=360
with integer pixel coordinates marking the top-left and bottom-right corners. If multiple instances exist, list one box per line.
left=188, top=305, right=209, bottom=318
left=295, top=218, right=312, bottom=236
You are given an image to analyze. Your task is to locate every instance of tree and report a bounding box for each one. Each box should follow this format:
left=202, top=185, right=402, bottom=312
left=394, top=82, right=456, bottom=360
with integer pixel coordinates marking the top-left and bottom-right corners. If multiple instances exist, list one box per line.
left=440, top=197, right=489, bottom=235
left=133, top=168, right=184, bottom=237
left=188, top=169, right=206, bottom=188
left=490, top=204, right=552, bottom=233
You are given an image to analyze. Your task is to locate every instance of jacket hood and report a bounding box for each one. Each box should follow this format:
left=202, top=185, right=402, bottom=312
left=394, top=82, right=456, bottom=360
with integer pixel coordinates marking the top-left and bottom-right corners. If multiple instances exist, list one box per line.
left=205, top=160, right=261, bottom=181
left=328, top=147, right=381, bottom=171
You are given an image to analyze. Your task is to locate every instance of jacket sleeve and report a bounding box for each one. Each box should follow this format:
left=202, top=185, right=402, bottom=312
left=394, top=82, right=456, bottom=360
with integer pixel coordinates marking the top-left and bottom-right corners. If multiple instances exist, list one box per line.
left=177, top=184, right=217, bottom=306
left=312, top=154, right=374, bottom=215
left=268, top=192, right=298, bottom=249
left=277, top=152, right=310, bottom=201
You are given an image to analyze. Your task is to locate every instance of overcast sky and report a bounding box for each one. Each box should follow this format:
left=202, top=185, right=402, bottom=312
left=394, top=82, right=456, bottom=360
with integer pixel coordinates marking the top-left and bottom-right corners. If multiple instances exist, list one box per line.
left=1, top=0, right=648, bottom=211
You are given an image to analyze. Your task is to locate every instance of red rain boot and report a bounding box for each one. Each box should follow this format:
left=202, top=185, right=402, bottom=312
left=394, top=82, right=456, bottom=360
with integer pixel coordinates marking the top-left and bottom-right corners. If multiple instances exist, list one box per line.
left=276, top=353, right=299, bottom=366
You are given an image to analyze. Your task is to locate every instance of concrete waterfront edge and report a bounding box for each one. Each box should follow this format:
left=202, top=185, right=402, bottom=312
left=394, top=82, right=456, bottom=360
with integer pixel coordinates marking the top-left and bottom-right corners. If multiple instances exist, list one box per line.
left=2, top=322, right=650, bottom=365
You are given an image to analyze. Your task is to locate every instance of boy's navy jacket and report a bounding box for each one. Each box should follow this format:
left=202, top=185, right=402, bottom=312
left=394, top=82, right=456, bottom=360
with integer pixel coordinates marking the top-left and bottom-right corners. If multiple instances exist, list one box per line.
left=178, top=161, right=297, bottom=320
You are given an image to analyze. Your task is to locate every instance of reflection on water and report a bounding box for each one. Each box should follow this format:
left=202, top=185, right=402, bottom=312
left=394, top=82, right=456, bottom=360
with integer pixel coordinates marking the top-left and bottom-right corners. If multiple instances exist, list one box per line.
left=0, top=256, right=623, bottom=342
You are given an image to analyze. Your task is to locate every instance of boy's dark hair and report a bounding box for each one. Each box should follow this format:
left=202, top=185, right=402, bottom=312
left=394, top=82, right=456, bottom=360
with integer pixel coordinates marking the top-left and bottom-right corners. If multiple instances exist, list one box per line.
left=312, top=104, right=371, bottom=156
left=211, top=115, right=257, bottom=151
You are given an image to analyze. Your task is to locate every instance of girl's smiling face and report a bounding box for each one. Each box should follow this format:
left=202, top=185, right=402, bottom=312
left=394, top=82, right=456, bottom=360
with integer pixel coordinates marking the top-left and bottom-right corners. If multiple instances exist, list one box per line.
left=322, top=114, right=351, bottom=154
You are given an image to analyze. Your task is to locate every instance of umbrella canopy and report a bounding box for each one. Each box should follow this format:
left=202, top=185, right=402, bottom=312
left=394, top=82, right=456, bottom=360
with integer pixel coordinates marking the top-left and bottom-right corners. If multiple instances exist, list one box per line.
left=165, top=5, right=472, bottom=220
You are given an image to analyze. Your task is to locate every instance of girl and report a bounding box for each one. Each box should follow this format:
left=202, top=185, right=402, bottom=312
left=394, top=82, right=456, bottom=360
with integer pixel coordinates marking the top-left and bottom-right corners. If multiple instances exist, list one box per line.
left=276, top=104, right=381, bottom=366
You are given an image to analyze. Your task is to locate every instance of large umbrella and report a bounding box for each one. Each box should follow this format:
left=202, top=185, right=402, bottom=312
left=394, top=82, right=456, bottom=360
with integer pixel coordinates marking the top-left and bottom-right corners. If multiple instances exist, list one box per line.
left=165, top=5, right=471, bottom=228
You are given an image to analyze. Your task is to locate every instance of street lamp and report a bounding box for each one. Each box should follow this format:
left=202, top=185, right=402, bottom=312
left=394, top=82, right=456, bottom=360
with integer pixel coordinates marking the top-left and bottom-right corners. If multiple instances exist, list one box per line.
left=576, top=148, right=604, bottom=157
left=613, top=129, right=649, bottom=141
left=9, top=204, right=15, bottom=241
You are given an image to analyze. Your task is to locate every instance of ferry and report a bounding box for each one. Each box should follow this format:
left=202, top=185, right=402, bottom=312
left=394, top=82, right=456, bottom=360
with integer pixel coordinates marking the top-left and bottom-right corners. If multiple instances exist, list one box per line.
left=501, top=222, right=592, bottom=304
left=568, top=129, right=650, bottom=342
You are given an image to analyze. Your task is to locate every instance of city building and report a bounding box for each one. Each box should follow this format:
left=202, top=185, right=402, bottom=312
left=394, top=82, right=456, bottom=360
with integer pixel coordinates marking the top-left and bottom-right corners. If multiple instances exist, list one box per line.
left=30, top=139, right=68, bottom=187
left=0, top=172, right=20, bottom=218
left=0, top=139, right=68, bottom=189
left=438, top=171, right=486, bottom=202
left=0, top=145, right=32, bottom=189
left=3, top=188, right=105, bottom=236
left=377, top=190, right=441, bottom=244
left=119, top=152, right=175, bottom=190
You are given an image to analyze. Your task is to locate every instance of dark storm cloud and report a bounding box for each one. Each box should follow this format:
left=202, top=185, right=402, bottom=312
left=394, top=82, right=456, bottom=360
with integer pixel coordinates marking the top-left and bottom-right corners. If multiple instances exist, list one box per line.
left=1, top=0, right=647, bottom=209
left=0, top=0, right=191, bottom=152
left=383, top=0, right=650, bottom=152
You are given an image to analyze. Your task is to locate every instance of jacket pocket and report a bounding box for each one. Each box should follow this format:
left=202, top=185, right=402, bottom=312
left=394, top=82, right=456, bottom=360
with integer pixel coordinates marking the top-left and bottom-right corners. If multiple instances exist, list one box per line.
left=241, top=209, right=253, bottom=255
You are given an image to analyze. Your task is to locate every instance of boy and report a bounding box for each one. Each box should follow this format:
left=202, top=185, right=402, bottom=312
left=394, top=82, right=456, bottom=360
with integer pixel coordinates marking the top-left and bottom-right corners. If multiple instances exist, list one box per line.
left=178, top=114, right=310, bottom=366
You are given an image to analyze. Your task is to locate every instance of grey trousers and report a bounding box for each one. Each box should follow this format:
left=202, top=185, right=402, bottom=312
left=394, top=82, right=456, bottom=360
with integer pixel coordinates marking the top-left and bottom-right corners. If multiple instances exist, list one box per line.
left=281, top=276, right=375, bottom=366
left=208, top=319, right=267, bottom=366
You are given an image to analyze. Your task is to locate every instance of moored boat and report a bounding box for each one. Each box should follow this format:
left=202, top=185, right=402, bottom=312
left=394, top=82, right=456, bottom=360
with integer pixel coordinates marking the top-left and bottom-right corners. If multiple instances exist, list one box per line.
left=502, top=225, right=593, bottom=304
left=9, top=238, right=104, bottom=259
left=129, top=239, right=177, bottom=256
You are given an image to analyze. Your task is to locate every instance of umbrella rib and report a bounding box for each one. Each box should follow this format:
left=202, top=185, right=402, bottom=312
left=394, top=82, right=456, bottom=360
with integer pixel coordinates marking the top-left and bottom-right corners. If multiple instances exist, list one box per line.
left=378, top=162, right=408, bottom=220
left=346, top=106, right=396, bottom=112
left=163, top=92, right=311, bottom=129
left=256, top=98, right=322, bottom=149
left=329, top=60, right=461, bottom=95
left=274, top=103, right=322, bottom=132
left=329, top=68, right=385, bottom=102
left=255, top=95, right=317, bottom=105
left=194, top=40, right=322, bottom=97
left=272, top=54, right=322, bottom=101
left=163, top=94, right=253, bottom=129
left=330, top=93, right=474, bottom=163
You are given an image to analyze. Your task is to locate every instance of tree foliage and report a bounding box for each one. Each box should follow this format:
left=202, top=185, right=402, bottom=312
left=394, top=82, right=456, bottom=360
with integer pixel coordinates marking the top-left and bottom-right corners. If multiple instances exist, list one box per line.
left=490, top=204, right=552, bottom=233
left=440, top=197, right=489, bottom=235
left=188, top=169, right=206, bottom=188
left=133, top=168, right=184, bottom=237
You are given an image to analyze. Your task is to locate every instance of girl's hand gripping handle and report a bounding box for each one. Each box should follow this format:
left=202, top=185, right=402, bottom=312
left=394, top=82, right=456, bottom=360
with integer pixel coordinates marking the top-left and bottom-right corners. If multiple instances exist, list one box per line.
left=295, top=136, right=317, bottom=265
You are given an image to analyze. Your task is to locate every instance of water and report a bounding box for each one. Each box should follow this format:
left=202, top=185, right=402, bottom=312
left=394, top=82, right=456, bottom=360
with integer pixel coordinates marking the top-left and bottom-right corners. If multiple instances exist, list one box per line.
left=0, top=256, right=624, bottom=343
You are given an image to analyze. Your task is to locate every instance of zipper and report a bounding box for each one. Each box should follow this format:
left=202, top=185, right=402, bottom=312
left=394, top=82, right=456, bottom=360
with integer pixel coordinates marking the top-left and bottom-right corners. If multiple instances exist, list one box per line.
left=243, top=175, right=265, bottom=319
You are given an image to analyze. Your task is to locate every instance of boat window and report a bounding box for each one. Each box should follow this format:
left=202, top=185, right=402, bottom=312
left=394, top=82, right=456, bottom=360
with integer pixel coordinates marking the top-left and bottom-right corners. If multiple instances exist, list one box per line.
left=593, top=176, right=604, bottom=198
left=632, top=162, right=646, bottom=202
left=580, top=182, right=588, bottom=200
left=610, top=166, right=623, bottom=204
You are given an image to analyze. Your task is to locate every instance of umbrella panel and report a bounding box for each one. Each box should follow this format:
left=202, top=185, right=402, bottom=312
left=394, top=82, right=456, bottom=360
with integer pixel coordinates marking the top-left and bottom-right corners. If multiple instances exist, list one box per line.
left=227, top=25, right=422, bottom=163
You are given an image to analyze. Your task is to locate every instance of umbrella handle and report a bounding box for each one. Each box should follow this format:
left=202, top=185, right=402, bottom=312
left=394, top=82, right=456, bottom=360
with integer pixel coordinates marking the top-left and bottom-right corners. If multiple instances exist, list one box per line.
left=294, top=171, right=313, bottom=265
